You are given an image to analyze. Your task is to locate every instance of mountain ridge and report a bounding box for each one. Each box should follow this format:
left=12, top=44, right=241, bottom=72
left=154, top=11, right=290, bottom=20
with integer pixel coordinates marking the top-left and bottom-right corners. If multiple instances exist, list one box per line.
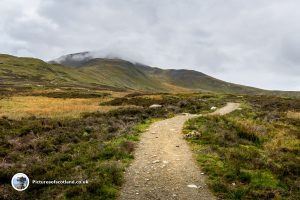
left=0, top=52, right=299, bottom=97
left=51, top=53, right=264, bottom=94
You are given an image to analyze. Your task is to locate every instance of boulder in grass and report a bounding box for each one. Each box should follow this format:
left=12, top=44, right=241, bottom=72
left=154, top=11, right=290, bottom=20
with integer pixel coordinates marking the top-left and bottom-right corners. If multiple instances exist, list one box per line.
left=210, top=106, right=217, bottom=110
left=184, top=130, right=201, bottom=139
left=149, top=104, right=162, bottom=108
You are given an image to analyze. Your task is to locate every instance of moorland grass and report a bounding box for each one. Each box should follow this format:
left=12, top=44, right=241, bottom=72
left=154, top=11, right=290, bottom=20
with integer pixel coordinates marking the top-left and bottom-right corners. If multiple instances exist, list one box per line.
left=0, top=96, right=126, bottom=119
left=3, top=92, right=297, bottom=199
left=0, top=92, right=227, bottom=199
left=184, top=96, right=300, bottom=199
left=0, top=106, right=174, bottom=199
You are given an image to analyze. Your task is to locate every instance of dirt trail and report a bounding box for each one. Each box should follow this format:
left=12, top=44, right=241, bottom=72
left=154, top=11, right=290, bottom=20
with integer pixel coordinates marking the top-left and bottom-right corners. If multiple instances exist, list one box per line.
left=209, top=103, right=240, bottom=116
left=118, top=103, right=240, bottom=200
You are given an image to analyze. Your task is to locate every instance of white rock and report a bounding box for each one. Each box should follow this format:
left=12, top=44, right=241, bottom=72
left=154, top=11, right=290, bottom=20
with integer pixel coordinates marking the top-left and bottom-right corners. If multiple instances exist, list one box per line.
left=187, top=184, right=198, bottom=188
left=200, top=172, right=205, bottom=175
left=149, top=104, right=162, bottom=108
left=184, top=130, right=202, bottom=139
left=211, top=106, right=217, bottom=110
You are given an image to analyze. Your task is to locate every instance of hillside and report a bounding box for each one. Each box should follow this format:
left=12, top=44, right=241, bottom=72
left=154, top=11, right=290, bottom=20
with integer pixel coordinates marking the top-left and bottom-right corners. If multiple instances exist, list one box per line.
left=50, top=52, right=266, bottom=94
left=0, top=53, right=299, bottom=96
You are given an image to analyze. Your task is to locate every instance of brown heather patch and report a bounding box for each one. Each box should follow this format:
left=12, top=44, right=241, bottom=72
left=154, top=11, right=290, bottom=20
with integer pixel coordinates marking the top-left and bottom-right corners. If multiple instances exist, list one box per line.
left=0, top=96, right=128, bottom=119
left=139, top=94, right=164, bottom=100
left=265, top=129, right=299, bottom=152
left=287, top=111, right=300, bottom=119
left=161, top=82, right=193, bottom=93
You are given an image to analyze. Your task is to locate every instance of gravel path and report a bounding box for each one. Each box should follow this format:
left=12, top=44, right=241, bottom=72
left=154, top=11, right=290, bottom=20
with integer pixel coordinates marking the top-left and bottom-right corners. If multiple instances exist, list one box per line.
left=209, top=103, right=240, bottom=116
left=118, top=103, right=240, bottom=200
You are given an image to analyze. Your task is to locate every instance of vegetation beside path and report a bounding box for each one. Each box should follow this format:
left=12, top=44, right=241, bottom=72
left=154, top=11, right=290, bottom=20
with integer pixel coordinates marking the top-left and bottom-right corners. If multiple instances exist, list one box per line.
left=1, top=89, right=299, bottom=199
left=184, top=96, right=300, bottom=199
left=0, top=92, right=226, bottom=199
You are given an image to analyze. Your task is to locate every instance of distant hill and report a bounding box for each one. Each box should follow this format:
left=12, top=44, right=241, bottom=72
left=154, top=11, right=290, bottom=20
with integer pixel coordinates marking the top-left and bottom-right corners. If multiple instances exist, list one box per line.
left=0, top=53, right=299, bottom=97
left=49, top=52, right=263, bottom=94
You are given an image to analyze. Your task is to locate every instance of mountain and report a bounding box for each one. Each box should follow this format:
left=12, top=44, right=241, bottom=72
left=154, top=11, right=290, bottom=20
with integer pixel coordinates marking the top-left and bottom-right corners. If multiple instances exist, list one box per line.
left=0, top=53, right=299, bottom=96
left=49, top=52, right=263, bottom=93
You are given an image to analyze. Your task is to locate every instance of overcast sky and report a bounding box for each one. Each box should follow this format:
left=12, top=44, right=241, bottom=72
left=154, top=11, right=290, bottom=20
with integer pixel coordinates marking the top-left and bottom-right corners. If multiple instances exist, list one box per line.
left=0, top=0, right=299, bottom=91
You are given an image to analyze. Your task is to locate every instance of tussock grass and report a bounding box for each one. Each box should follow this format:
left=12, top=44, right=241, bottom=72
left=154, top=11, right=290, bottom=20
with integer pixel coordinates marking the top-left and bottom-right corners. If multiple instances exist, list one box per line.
left=287, top=111, right=300, bottom=119
left=0, top=96, right=125, bottom=119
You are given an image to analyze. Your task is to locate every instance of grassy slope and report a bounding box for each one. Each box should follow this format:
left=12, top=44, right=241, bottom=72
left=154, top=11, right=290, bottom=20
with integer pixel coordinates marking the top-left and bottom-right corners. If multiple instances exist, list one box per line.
left=48, top=55, right=300, bottom=96
left=0, top=55, right=169, bottom=92
left=78, top=59, right=167, bottom=91
left=0, top=54, right=88, bottom=86
left=1, top=54, right=299, bottom=96
left=147, top=68, right=263, bottom=94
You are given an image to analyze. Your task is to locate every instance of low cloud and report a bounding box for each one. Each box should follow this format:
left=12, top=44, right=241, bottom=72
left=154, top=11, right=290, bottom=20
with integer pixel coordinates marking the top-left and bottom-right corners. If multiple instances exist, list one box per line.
left=0, top=0, right=299, bottom=90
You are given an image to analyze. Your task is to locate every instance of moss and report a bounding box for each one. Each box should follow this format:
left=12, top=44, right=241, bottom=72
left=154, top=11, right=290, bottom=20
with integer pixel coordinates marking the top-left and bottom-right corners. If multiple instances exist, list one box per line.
left=248, top=170, right=280, bottom=189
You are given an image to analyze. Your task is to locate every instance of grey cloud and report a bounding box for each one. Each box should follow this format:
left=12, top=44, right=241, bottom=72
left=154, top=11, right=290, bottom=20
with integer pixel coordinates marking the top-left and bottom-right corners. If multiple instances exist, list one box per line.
left=0, top=0, right=299, bottom=90
left=278, top=36, right=300, bottom=73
